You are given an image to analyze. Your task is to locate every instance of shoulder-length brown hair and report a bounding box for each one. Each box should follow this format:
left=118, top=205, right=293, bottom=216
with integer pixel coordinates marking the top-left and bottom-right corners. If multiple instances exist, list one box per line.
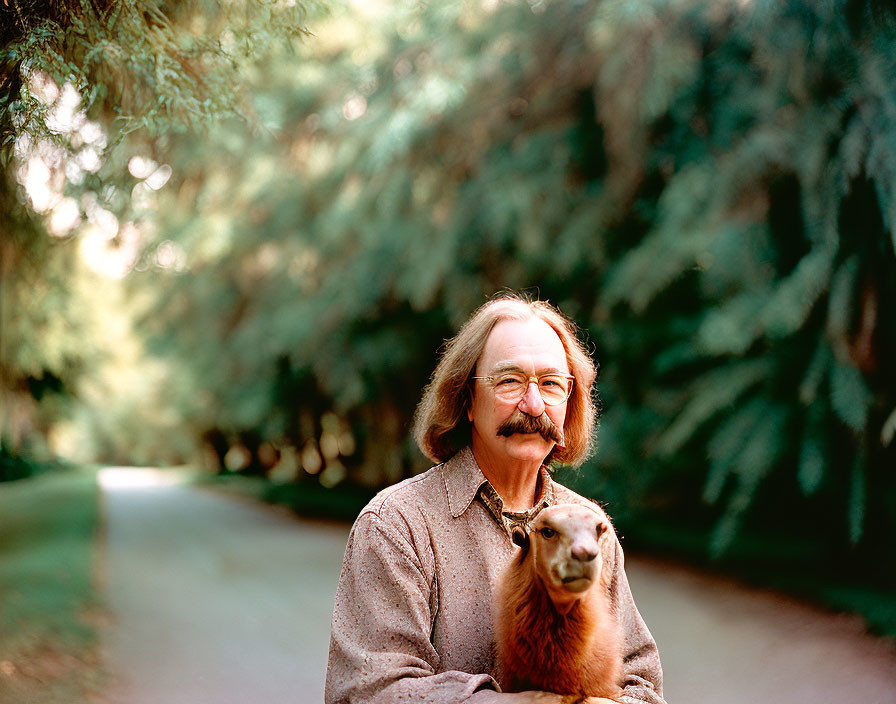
left=412, top=292, right=600, bottom=467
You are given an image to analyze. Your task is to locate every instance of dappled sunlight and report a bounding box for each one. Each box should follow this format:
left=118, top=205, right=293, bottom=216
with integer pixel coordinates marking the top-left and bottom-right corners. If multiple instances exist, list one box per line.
left=10, top=69, right=172, bottom=281
left=97, top=467, right=190, bottom=490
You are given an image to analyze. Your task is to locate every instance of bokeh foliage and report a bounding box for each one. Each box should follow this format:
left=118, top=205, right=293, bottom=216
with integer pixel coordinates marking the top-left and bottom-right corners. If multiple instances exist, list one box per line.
left=1, top=0, right=307, bottom=463
left=4, top=0, right=896, bottom=589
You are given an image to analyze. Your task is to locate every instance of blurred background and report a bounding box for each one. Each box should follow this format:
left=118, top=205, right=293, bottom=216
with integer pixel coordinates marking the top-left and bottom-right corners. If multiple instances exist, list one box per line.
left=1, top=0, right=895, bottom=702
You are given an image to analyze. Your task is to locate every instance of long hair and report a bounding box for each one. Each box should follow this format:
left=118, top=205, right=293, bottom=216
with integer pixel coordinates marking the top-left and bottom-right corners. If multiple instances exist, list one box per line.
left=412, top=292, right=601, bottom=467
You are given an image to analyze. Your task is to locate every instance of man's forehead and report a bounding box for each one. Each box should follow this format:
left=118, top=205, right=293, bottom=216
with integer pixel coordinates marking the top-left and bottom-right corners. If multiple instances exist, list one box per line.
left=477, top=317, right=568, bottom=371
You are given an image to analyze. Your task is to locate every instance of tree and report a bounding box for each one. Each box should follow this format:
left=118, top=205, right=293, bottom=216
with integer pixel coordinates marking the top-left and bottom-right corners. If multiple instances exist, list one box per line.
left=0, top=0, right=307, bottom=467
left=135, top=0, right=895, bottom=575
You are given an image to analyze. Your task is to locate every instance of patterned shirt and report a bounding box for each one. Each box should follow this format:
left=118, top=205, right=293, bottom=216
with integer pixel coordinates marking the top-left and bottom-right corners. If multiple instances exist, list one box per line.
left=325, top=446, right=665, bottom=704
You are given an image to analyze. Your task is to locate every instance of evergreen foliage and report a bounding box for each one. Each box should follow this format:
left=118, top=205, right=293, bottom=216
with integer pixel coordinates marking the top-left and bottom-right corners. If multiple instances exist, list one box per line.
left=0, top=0, right=309, bottom=456
left=5, top=0, right=896, bottom=593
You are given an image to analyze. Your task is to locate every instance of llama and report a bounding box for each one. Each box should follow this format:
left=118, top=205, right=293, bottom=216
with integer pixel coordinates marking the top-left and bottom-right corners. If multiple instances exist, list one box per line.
left=495, top=503, right=623, bottom=700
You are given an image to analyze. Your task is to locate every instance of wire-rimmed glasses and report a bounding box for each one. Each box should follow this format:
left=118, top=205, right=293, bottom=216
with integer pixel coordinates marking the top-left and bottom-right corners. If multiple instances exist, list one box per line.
left=472, top=372, right=575, bottom=406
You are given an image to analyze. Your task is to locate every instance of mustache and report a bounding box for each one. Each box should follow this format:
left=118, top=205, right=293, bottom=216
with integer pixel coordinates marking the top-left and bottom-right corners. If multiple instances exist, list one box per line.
left=496, top=410, right=564, bottom=445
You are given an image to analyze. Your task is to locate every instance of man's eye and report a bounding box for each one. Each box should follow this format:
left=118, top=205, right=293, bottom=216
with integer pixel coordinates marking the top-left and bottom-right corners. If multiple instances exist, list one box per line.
left=540, top=378, right=562, bottom=388
left=496, top=376, right=524, bottom=387
left=540, top=527, right=556, bottom=538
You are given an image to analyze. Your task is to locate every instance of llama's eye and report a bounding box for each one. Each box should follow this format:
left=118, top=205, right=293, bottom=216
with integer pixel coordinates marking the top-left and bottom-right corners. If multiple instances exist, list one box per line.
left=540, top=527, right=556, bottom=539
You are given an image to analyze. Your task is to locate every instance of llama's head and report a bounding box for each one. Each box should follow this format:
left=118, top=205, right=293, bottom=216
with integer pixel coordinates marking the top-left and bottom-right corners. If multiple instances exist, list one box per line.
left=512, top=503, right=611, bottom=608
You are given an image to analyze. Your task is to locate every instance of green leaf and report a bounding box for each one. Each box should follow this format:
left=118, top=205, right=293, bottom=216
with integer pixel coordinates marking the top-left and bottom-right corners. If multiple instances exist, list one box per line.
left=603, top=163, right=717, bottom=312
left=709, top=404, right=787, bottom=557
left=697, top=288, right=768, bottom=356
left=798, top=342, right=832, bottom=405
left=760, top=245, right=835, bottom=338
left=830, top=361, right=873, bottom=434
left=826, top=255, right=860, bottom=343
left=882, top=407, right=896, bottom=447
left=657, top=359, right=770, bottom=456
left=703, top=399, right=765, bottom=504
left=848, top=452, right=866, bottom=545
left=797, top=402, right=827, bottom=496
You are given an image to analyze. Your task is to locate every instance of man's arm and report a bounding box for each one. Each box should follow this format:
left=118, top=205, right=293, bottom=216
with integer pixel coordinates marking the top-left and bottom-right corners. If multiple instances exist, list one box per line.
left=326, top=510, right=500, bottom=703
left=610, top=538, right=667, bottom=704
left=326, top=510, right=586, bottom=704
left=470, top=694, right=621, bottom=704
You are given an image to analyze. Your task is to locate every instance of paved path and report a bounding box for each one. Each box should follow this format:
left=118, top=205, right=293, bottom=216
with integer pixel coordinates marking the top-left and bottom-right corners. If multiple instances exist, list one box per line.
left=625, top=559, right=896, bottom=704
left=98, top=469, right=348, bottom=704
left=97, top=468, right=896, bottom=704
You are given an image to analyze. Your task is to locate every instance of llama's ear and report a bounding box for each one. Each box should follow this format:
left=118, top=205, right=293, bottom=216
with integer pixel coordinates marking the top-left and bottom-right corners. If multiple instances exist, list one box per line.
left=511, top=525, right=530, bottom=552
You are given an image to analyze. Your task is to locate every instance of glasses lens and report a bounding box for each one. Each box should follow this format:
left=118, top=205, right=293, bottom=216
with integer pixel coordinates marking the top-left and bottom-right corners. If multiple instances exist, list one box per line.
left=492, top=374, right=571, bottom=405
left=493, top=374, right=526, bottom=400
left=539, top=375, right=571, bottom=404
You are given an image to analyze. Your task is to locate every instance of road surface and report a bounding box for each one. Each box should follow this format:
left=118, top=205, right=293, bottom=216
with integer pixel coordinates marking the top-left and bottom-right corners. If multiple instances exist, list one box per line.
left=96, top=468, right=896, bottom=704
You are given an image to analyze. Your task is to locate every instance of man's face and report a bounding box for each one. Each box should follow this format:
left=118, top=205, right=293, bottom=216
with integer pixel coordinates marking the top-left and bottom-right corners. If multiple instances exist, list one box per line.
left=468, top=317, right=570, bottom=468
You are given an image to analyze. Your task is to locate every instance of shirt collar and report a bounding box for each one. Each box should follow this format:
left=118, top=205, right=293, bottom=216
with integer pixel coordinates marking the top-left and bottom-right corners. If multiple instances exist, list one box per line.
left=442, top=446, right=489, bottom=519
left=440, top=446, right=555, bottom=521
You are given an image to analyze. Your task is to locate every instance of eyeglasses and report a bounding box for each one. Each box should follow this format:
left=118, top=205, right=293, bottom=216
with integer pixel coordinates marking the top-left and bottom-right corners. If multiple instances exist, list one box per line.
left=472, top=372, right=575, bottom=406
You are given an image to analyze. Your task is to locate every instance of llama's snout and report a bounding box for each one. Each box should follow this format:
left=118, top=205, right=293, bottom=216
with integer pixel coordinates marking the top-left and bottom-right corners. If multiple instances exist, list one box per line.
left=571, top=543, right=598, bottom=563
left=530, top=504, right=610, bottom=596
left=554, top=539, right=600, bottom=589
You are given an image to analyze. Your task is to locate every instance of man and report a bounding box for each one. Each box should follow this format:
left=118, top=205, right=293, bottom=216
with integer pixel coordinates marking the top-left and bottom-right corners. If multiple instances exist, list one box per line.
left=326, top=294, right=665, bottom=704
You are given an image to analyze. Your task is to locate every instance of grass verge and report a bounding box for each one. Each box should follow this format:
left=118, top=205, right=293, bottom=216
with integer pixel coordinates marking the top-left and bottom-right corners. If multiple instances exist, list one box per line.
left=0, top=467, right=103, bottom=704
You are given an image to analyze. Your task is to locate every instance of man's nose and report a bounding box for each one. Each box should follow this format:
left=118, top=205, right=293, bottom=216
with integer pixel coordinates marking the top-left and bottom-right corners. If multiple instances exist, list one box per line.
left=518, top=380, right=545, bottom=416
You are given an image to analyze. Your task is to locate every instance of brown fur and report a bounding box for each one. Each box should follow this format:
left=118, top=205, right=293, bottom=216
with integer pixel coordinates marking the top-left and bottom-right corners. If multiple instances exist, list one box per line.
left=495, top=506, right=623, bottom=699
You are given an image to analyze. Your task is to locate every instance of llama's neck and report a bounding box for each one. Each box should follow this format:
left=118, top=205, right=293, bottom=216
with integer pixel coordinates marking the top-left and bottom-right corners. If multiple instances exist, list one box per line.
left=517, top=561, right=596, bottom=658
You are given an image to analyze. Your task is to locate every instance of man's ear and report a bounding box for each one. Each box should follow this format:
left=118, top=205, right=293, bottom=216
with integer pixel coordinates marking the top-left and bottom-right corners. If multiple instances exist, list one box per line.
left=511, top=525, right=530, bottom=554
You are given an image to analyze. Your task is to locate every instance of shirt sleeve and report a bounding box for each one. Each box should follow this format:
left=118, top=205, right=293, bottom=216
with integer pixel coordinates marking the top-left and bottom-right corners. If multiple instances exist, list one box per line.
left=325, top=509, right=499, bottom=704
left=610, top=537, right=667, bottom=704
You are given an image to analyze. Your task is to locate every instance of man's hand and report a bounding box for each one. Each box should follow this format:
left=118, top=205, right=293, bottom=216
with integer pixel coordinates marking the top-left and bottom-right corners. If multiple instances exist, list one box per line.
left=469, top=691, right=622, bottom=703
left=528, top=693, right=620, bottom=704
